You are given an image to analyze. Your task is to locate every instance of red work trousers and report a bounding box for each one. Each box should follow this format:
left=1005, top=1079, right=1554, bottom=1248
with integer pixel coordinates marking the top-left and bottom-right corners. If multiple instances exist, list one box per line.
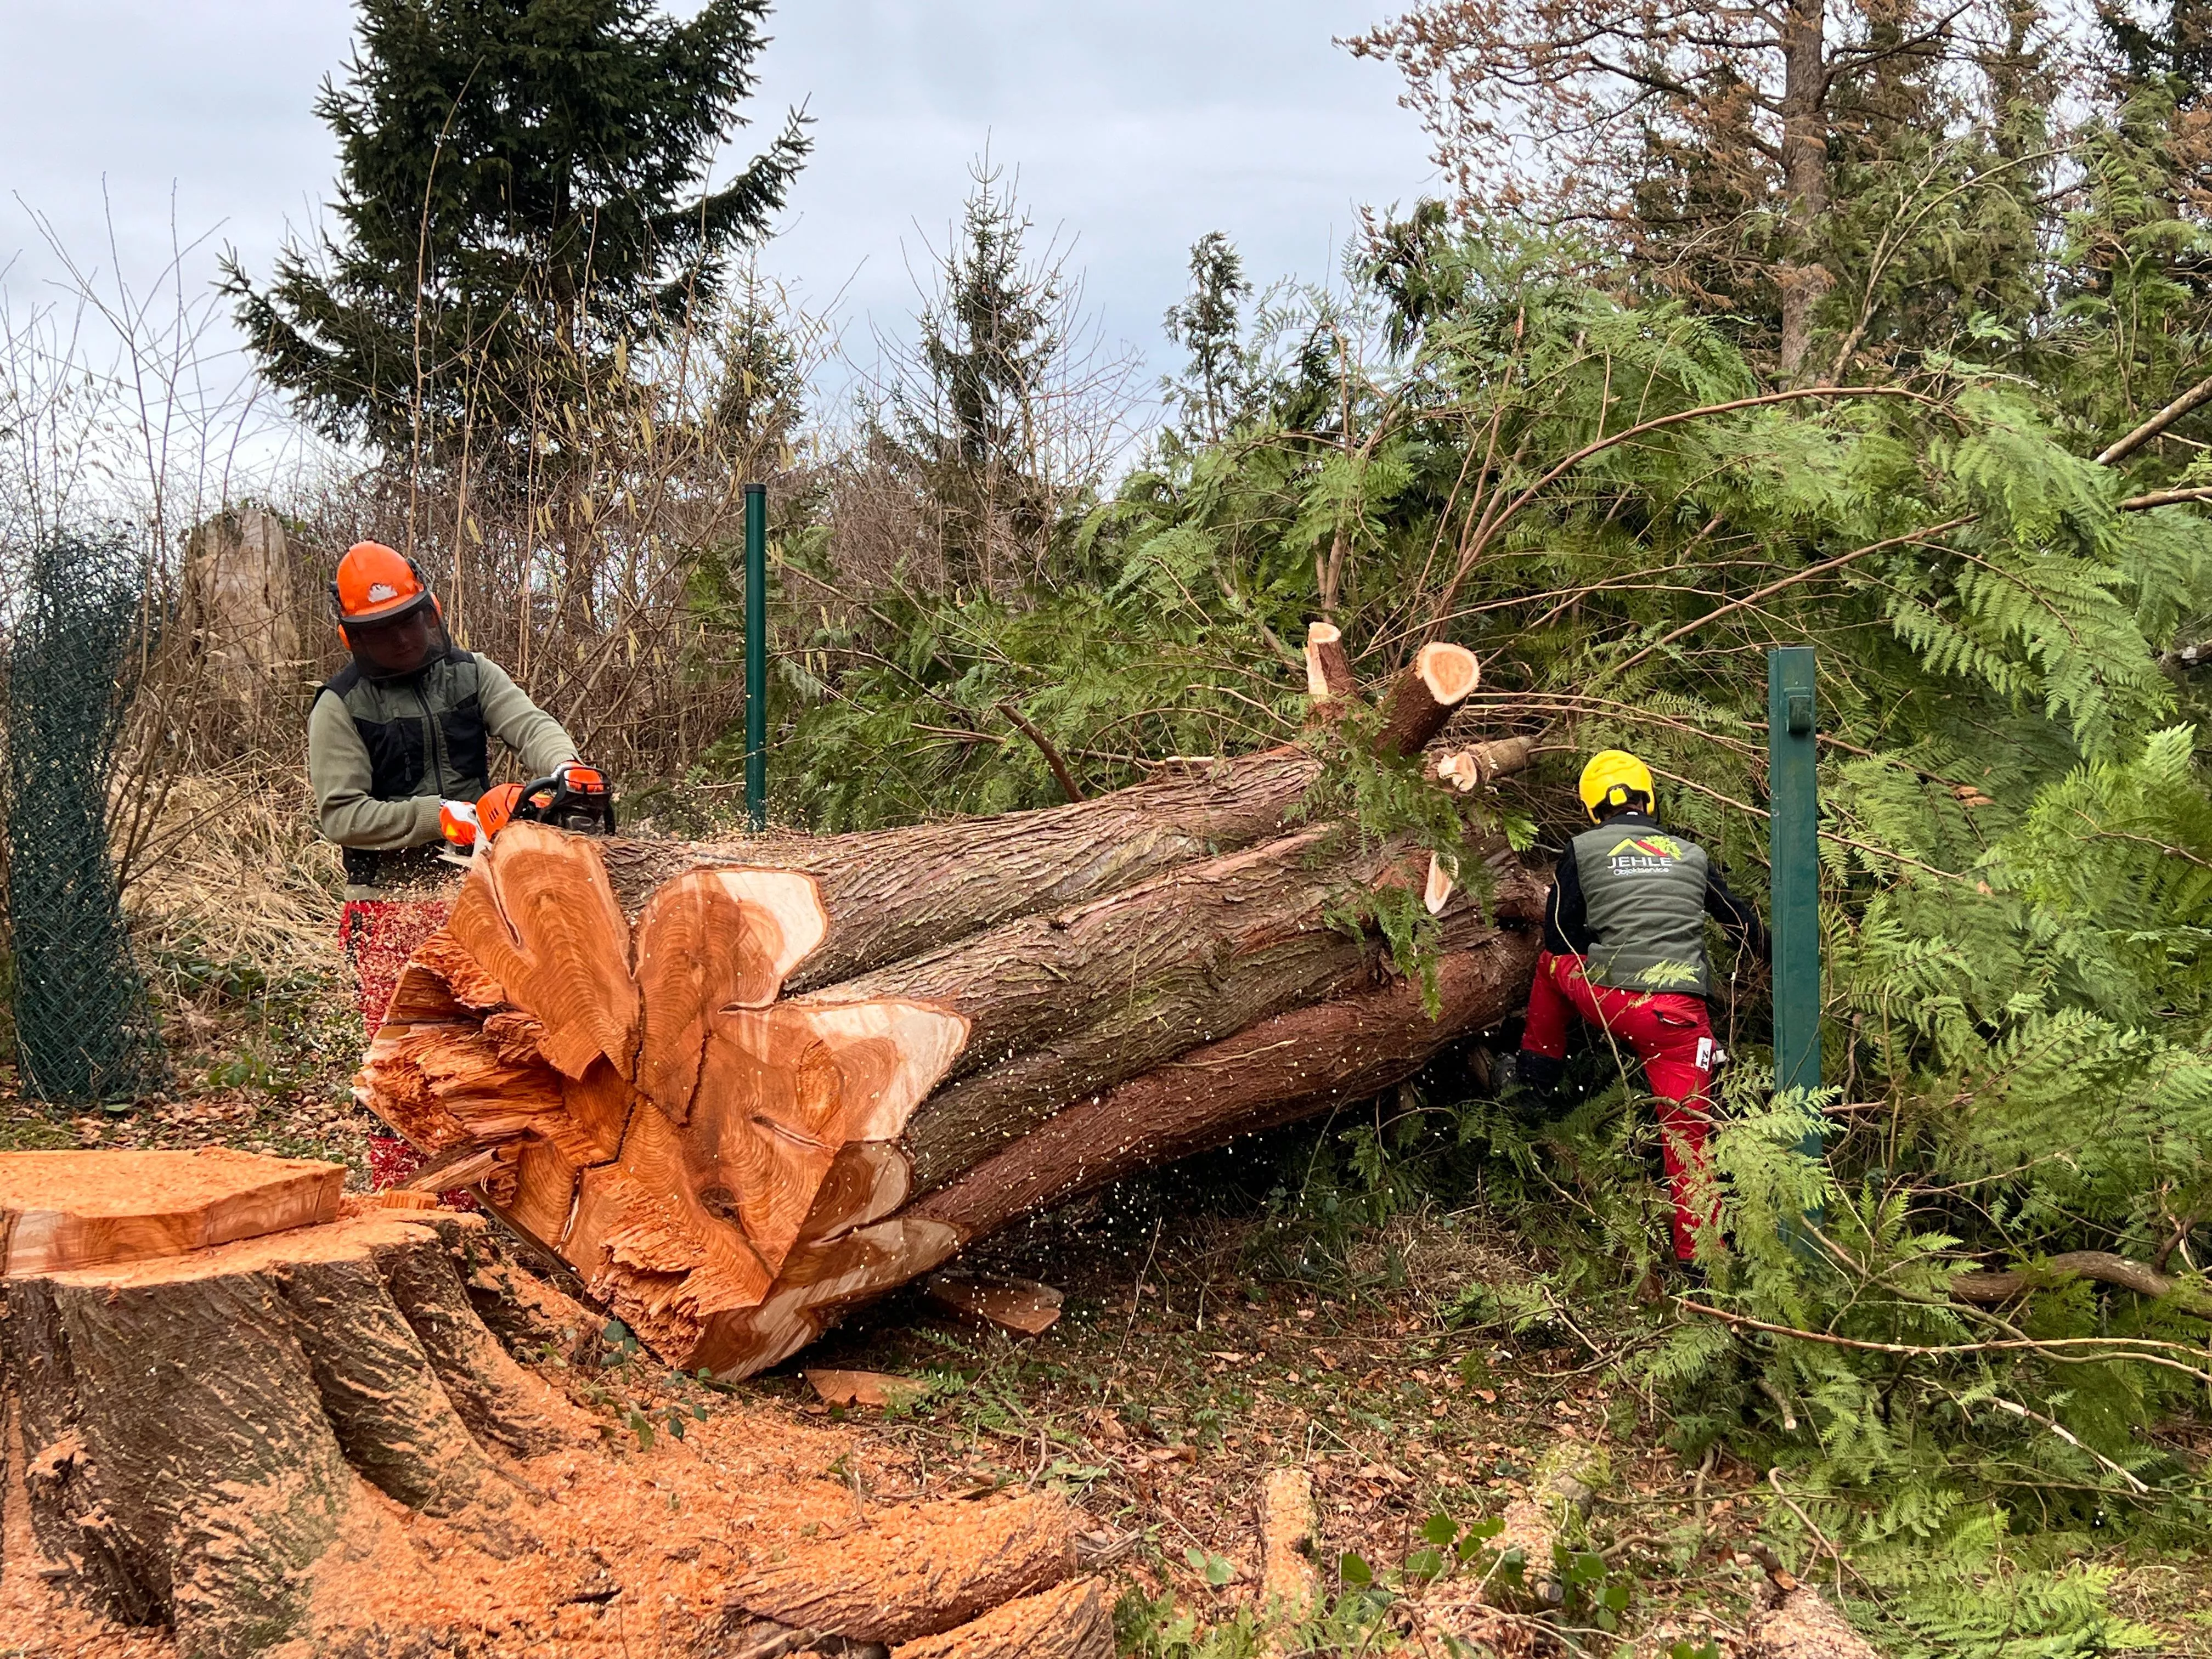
left=341, top=895, right=455, bottom=1192
left=1518, top=950, right=1717, bottom=1260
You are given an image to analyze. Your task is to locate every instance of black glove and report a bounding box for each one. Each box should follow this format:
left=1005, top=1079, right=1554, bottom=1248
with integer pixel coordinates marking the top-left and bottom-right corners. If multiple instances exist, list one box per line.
left=1494, top=1050, right=1564, bottom=1126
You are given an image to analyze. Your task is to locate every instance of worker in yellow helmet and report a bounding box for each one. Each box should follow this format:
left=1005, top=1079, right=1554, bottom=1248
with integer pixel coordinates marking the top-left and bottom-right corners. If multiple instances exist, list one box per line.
left=1511, top=750, right=1768, bottom=1265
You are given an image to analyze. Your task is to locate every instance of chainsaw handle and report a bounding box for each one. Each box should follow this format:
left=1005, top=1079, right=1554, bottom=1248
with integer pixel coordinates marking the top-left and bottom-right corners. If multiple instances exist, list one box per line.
left=510, top=765, right=617, bottom=835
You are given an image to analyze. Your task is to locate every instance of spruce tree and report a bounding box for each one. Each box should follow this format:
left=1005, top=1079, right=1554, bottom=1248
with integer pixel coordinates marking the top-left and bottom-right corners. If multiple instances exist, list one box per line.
left=223, top=0, right=808, bottom=457
left=1163, top=232, right=1254, bottom=443
left=893, top=162, right=1074, bottom=594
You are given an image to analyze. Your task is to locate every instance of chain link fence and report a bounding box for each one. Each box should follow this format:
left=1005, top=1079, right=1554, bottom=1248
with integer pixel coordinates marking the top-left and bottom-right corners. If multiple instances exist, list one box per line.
left=5, top=531, right=166, bottom=1103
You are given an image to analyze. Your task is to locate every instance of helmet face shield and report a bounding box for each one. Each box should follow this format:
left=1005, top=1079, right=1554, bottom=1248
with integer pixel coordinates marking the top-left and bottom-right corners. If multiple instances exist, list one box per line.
left=346, top=597, right=448, bottom=679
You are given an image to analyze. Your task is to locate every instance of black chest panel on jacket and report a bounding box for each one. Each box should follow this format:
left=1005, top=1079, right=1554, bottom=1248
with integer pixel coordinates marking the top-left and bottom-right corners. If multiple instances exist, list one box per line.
left=318, top=652, right=491, bottom=804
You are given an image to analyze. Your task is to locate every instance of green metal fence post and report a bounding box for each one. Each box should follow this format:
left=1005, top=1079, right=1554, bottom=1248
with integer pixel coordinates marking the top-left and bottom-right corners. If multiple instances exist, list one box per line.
left=1768, top=646, right=1824, bottom=1171
left=744, top=483, right=768, bottom=833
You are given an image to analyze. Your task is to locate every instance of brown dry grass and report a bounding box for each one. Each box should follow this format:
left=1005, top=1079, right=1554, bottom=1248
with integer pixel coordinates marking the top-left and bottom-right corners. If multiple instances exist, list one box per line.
left=119, top=770, right=344, bottom=988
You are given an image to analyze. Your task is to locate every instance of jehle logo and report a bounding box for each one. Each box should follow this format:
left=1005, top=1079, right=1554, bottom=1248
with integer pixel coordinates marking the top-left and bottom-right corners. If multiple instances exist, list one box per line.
left=367, top=582, right=398, bottom=603
left=1607, top=833, right=1683, bottom=860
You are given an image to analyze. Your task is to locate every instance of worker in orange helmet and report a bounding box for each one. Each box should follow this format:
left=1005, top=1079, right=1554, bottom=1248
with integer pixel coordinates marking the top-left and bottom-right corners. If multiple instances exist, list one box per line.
left=308, top=541, right=595, bottom=1185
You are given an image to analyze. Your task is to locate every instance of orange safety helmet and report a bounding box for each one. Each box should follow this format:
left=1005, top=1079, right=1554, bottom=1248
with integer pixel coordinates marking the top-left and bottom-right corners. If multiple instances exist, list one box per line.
left=330, top=541, right=436, bottom=646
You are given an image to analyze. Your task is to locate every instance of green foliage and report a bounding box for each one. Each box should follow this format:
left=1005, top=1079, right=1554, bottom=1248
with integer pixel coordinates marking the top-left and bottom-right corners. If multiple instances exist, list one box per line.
left=224, top=0, right=807, bottom=453
left=1886, top=1558, right=2161, bottom=1657
left=735, top=96, right=2212, bottom=1641
left=1163, top=233, right=1263, bottom=444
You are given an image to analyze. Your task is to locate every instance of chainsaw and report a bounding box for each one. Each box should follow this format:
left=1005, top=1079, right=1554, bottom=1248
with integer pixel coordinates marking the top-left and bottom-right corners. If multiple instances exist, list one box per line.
left=439, top=764, right=616, bottom=866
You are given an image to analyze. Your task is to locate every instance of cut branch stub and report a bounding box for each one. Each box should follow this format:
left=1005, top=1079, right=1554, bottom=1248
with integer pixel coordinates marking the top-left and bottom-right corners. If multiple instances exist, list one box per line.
left=1436, top=735, right=1534, bottom=793
left=1305, top=620, right=1356, bottom=721
left=1377, top=642, right=1480, bottom=756
left=359, top=827, right=969, bottom=1368
left=1424, top=854, right=1455, bottom=916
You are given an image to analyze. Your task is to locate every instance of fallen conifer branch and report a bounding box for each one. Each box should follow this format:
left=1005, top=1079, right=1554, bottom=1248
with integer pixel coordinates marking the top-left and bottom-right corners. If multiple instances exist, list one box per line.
left=1948, top=1250, right=2212, bottom=1318
left=1674, top=1298, right=2212, bottom=1385
left=997, top=698, right=1086, bottom=802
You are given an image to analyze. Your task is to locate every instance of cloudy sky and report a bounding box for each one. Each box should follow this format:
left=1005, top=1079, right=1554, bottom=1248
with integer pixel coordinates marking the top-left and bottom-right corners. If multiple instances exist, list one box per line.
left=0, top=0, right=1440, bottom=404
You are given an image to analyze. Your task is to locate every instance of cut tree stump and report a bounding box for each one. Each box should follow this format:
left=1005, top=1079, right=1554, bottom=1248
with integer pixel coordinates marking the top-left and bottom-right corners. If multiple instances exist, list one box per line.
left=0, top=1188, right=583, bottom=1659
left=356, top=638, right=1541, bottom=1376
left=0, top=1146, right=341, bottom=1274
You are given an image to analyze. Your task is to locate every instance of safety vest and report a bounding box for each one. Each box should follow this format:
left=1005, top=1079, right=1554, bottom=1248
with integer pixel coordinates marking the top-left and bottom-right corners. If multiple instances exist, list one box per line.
left=1570, top=821, right=1713, bottom=995
left=314, top=651, right=491, bottom=887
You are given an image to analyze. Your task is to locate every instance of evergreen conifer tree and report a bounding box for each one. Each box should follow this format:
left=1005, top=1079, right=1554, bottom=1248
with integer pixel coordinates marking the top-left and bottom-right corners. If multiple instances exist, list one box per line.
left=1163, top=232, right=1254, bottom=443
left=890, top=161, right=1085, bottom=594
left=223, top=0, right=808, bottom=458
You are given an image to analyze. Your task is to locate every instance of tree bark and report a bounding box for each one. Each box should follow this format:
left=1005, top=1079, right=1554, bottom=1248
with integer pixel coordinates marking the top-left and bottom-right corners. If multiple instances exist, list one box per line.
left=815, top=833, right=1538, bottom=1192
left=0, top=1197, right=580, bottom=1658
left=600, top=745, right=1325, bottom=990
left=1948, top=1250, right=2212, bottom=1320
left=1774, top=0, right=1832, bottom=381
left=893, top=1578, right=1114, bottom=1659
left=905, top=921, right=1539, bottom=1244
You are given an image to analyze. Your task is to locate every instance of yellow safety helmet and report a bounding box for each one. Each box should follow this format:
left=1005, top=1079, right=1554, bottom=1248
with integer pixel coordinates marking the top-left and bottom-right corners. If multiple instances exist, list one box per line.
left=1578, top=750, right=1655, bottom=822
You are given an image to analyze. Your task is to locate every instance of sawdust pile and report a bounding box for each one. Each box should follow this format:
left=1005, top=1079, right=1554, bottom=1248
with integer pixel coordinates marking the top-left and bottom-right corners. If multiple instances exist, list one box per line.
left=0, top=1261, right=1079, bottom=1658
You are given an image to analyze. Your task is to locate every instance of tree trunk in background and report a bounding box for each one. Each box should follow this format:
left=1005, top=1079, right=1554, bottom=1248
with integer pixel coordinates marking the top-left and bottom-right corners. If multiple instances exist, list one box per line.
left=1775, top=0, right=1832, bottom=381
left=179, top=506, right=304, bottom=702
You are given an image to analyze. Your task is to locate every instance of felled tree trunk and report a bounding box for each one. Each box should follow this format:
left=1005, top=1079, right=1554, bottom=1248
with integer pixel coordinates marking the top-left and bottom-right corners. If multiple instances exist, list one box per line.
left=356, top=640, right=1531, bottom=1377
left=601, top=641, right=1480, bottom=992
left=0, top=1151, right=582, bottom=1659
left=600, top=745, right=1325, bottom=990
left=907, top=922, right=1542, bottom=1243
